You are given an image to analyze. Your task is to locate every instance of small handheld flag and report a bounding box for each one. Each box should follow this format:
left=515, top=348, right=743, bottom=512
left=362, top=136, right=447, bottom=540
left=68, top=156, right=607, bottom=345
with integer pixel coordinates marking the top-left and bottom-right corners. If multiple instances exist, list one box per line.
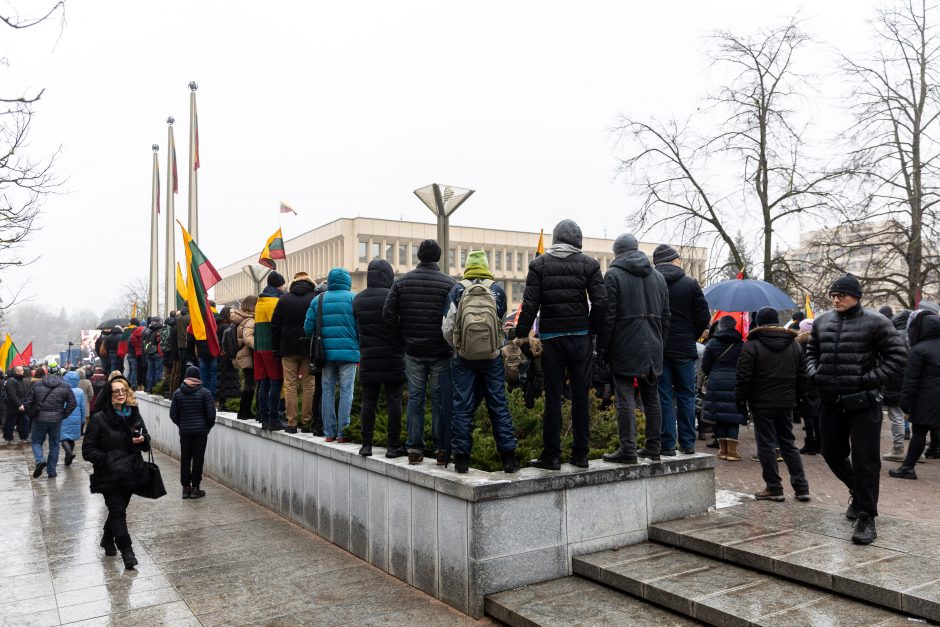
left=535, top=229, right=544, bottom=256
left=804, top=293, right=815, bottom=320
left=280, top=201, right=297, bottom=215
left=259, top=228, right=287, bottom=270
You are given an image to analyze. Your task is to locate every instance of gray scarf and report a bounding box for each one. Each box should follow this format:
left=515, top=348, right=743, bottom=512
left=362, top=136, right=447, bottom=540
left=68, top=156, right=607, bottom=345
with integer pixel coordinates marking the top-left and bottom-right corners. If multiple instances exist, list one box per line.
left=546, top=243, right=581, bottom=258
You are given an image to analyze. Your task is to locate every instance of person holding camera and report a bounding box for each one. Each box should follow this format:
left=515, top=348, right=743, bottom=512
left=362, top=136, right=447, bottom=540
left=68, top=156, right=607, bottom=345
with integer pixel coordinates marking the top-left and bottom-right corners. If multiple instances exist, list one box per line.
left=170, top=366, right=216, bottom=499
left=81, top=374, right=151, bottom=569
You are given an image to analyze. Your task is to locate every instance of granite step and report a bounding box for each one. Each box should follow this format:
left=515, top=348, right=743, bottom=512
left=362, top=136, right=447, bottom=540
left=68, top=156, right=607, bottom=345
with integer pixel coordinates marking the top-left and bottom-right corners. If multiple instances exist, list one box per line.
left=572, top=542, right=919, bottom=626
left=648, top=504, right=940, bottom=622
left=484, top=575, right=700, bottom=626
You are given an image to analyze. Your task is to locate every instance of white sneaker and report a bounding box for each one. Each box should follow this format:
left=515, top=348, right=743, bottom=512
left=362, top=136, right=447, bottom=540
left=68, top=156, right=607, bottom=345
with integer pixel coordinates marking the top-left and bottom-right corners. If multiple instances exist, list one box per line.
left=883, top=448, right=906, bottom=462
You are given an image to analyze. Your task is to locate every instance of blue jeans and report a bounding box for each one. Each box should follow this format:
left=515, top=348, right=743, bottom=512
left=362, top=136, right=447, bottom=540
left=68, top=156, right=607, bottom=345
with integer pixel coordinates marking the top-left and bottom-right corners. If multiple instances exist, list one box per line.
left=658, top=358, right=697, bottom=452
left=405, top=355, right=452, bottom=453
left=451, top=356, right=517, bottom=455
left=106, top=352, right=119, bottom=376
left=31, top=421, right=61, bottom=475
left=147, top=354, right=162, bottom=391
left=127, top=356, right=138, bottom=388
left=321, top=362, right=357, bottom=439
left=256, top=377, right=283, bottom=424
left=199, top=357, right=218, bottom=398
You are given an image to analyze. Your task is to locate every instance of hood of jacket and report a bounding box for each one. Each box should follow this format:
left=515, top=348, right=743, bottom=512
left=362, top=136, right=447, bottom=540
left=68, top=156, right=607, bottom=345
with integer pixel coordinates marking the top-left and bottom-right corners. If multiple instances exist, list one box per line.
left=40, top=374, right=61, bottom=388
left=713, top=328, right=743, bottom=344
left=748, top=325, right=798, bottom=352
left=164, top=317, right=176, bottom=327
left=797, top=330, right=811, bottom=344
left=64, top=371, right=79, bottom=388
left=289, top=278, right=316, bottom=297
left=230, top=308, right=253, bottom=324
left=328, top=267, right=352, bottom=291
left=914, top=313, right=940, bottom=345
left=610, top=250, right=652, bottom=277
left=367, top=259, right=394, bottom=289
left=181, top=379, right=203, bottom=393
left=148, top=321, right=162, bottom=331
left=655, top=263, right=685, bottom=285
left=259, top=284, right=282, bottom=300
left=551, top=219, right=583, bottom=248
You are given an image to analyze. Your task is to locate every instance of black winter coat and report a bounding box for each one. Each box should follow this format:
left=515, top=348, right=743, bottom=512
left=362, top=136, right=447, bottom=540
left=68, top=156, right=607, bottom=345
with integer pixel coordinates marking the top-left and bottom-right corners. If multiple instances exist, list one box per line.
left=215, top=322, right=241, bottom=400
left=170, top=381, right=216, bottom=435
left=900, top=314, right=940, bottom=426
left=25, top=375, right=77, bottom=423
left=383, top=262, right=455, bottom=358
left=81, top=404, right=151, bottom=494
left=104, top=333, right=121, bottom=355
left=598, top=251, right=670, bottom=377
left=271, top=278, right=319, bottom=357
left=702, top=329, right=747, bottom=425
left=3, top=375, right=26, bottom=412
left=806, top=304, right=907, bottom=402
left=796, top=332, right=820, bottom=420
left=655, top=264, right=711, bottom=361
left=736, top=326, right=804, bottom=410
left=881, top=311, right=911, bottom=406
left=354, top=260, right=406, bottom=384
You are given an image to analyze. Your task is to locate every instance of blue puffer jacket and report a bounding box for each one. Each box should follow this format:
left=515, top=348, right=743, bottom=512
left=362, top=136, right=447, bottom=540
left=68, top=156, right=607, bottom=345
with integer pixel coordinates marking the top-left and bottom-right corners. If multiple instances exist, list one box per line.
left=60, top=371, right=87, bottom=441
left=304, top=268, right=360, bottom=364
left=701, top=329, right=747, bottom=425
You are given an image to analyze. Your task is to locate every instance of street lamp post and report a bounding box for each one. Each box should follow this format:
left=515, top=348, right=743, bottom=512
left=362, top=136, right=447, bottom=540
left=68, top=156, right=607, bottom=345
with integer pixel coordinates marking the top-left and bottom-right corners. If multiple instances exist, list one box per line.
left=67, top=341, right=74, bottom=367
left=242, top=264, right=271, bottom=296
left=413, top=184, right=475, bottom=272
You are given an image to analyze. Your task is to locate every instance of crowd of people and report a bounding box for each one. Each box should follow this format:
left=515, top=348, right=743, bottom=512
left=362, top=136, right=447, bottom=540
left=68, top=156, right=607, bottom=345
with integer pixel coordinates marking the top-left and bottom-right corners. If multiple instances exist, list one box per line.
left=5, top=218, right=940, bottom=570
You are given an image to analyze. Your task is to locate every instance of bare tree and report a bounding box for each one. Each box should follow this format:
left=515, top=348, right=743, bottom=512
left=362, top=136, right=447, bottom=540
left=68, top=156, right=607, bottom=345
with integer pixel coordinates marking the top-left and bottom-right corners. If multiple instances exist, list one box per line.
left=616, top=19, right=840, bottom=285
left=834, top=0, right=940, bottom=308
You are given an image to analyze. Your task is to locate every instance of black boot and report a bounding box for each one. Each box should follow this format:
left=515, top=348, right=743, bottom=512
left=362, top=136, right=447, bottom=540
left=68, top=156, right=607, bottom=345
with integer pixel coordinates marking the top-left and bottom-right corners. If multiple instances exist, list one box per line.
left=888, top=466, right=918, bottom=480
left=115, top=536, right=137, bottom=569
left=100, top=529, right=117, bottom=556
left=602, top=449, right=638, bottom=464
left=358, top=445, right=373, bottom=457
left=500, top=450, right=519, bottom=473
left=530, top=456, right=561, bottom=470
left=852, top=515, right=877, bottom=545
left=454, top=453, right=471, bottom=474
left=238, top=390, right=255, bottom=419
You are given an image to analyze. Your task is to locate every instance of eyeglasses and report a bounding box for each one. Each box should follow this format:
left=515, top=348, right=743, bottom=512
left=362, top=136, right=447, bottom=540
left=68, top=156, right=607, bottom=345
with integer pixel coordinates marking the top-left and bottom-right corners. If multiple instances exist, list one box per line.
left=111, top=389, right=128, bottom=397
left=829, top=292, right=850, bottom=301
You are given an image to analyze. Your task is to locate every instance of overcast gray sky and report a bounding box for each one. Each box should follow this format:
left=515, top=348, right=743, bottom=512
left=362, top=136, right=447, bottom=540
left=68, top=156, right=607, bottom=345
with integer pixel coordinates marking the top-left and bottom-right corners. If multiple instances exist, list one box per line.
left=3, top=0, right=873, bottom=315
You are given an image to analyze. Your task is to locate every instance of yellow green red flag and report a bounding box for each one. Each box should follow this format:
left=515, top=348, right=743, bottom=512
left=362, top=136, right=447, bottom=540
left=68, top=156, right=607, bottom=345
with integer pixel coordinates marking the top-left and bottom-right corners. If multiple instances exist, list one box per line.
left=259, top=228, right=286, bottom=270
left=175, top=263, right=188, bottom=310
left=178, top=221, right=222, bottom=356
left=536, top=229, right=544, bottom=256
left=0, top=334, right=19, bottom=371
left=804, top=293, right=814, bottom=320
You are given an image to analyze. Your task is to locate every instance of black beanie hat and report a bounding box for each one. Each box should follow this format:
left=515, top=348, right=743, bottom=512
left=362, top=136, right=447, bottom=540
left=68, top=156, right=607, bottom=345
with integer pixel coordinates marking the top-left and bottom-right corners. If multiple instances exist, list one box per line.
left=267, top=271, right=286, bottom=288
left=755, top=307, right=779, bottom=327
left=828, top=274, right=862, bottom=300
left=653, top=244, right=680, bottom=265
left=417, top=239, right=442, bottom=263
left=185, top=366, right=201, bottom=379
left=878, top=305, right=894, bottom=318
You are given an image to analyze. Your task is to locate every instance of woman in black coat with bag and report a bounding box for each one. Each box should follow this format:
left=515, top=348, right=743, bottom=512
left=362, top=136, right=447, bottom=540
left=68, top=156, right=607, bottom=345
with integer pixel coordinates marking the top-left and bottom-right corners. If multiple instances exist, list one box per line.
left=701, top=316, right=747, bottom=461
left=890, top=312, right=940, bottom=479
left=81, top=374, right=151, bottom=569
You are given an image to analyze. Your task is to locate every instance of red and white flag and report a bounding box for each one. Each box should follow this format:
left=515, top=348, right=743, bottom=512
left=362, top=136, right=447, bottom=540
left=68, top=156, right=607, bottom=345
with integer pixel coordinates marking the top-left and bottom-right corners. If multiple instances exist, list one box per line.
left=280, top=201, right=297, bottom=215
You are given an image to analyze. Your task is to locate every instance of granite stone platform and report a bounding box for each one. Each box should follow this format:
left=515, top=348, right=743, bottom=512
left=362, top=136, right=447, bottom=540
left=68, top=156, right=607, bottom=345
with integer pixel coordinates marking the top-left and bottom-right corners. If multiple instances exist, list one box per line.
left=138, top=394, right=715, bottom=617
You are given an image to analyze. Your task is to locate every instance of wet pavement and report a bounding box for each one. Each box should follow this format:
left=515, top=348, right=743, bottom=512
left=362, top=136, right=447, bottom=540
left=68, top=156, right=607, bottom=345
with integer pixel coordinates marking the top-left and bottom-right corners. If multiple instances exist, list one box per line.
left=0, top=440, right=491, bottom=626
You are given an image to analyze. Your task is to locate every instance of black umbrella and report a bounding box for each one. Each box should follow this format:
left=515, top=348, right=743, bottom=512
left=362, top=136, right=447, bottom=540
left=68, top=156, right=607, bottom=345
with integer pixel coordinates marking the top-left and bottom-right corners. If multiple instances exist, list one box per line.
left=97, top=317, right=130, bottom=330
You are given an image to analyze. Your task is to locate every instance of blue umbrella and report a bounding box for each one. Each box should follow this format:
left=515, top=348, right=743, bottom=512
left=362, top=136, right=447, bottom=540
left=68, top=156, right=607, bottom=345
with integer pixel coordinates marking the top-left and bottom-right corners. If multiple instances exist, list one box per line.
left=703, top=279, right=796, bottom=312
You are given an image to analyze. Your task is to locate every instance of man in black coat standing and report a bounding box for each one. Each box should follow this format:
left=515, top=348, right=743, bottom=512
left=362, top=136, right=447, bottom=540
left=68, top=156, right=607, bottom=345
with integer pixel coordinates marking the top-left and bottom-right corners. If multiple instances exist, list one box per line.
left=354, top=259, right=406, bottom=458
left=3, top=365, right=29, bottom=444
left=170, top=366, right=216, bottom=499
left=806, top=274, right=906, bottom=545
left=516, top=219, right=608, bottom=469
left=653, top=244, right=711, bottom=456
left=271, top=272, right=321, bottom=434
left=597, top=234, right=669, bottom=464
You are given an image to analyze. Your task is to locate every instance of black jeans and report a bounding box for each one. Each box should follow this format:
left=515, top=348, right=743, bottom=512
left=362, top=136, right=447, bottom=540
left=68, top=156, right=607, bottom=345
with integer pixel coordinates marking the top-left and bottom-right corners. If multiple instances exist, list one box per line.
left=753, top=408, right=808, bottom=493
left=360, top=382, right=403, bottom=447
left=541, top=334, right=592, bottom=459
left=612, top=374, right=661, bottom=456
left=819, top=401, right=882, bottom=517
left=903, top=424, right=931, bottom=467
left=3, top=410, right=29, bottom=441
left=102, top=489, right=134, bottom=547
left=180, top=433, right=209, bottom=488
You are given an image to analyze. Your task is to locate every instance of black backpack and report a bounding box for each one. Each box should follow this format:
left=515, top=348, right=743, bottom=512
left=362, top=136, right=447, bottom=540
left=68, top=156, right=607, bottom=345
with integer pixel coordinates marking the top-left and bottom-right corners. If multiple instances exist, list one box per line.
left=158, top=326, right=172, bottom=354
left=221, top=325, right=239, bottom=358
left=142, top=328, right=159, bottom=355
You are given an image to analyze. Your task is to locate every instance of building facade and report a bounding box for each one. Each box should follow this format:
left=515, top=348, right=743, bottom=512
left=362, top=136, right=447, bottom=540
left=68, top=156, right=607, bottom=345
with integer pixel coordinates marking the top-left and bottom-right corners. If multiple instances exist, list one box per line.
left=216, top=217, right=707, bottom=306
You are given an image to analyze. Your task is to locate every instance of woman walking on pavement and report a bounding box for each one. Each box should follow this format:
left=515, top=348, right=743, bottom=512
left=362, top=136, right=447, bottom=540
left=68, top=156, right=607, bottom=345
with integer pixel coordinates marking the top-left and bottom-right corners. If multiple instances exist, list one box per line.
left=81, top=375, right=150, bottom=569
left=170, top=366, right=216, bottom=498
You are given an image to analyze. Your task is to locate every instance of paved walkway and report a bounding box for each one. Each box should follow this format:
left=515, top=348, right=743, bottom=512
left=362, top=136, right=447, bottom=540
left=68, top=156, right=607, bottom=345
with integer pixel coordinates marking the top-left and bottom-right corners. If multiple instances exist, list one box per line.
left=0, top=441, right=491, bottom=626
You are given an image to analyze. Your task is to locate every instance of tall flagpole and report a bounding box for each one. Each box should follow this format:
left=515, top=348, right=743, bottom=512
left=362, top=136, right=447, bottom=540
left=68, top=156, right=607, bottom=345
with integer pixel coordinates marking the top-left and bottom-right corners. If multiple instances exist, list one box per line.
left=188, top=81, right=199, bottom=241
left=165, top=117, right=177, bottom=318
left=149, top=144, right=160, bottom=318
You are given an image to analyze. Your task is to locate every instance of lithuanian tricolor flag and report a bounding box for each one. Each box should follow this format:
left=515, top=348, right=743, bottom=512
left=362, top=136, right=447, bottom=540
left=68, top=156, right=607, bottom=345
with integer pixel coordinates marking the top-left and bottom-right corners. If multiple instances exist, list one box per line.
left=259, top=228, right=286, bottom=270
left=175, top=263, right=188, bottom=310
left=0, top=334, right=19, bottom=371
left=11, top=342, right=31, bottom=368
left=535, top=229, right=544, bottom=257
left=805, top=293, right=815, bottom=320
left=178, top=221, right=222, bottom=356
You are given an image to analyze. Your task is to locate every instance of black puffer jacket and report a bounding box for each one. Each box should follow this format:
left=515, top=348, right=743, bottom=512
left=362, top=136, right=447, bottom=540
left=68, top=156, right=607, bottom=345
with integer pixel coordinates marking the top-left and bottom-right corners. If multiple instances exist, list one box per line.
left=25, top=375, right=77, bottom=423
left=655, top=264, right=711, bottom=361
left=702, top=329, right=747, bottom=425
left=806, top=304, right=907, bottom=402
left=271, top=277, right=319, bottom=357
left=170, top=380, right=216, bottom=435
left=736, top=325, right=804, bottom=410
left=900, top=314, right=940, bottom=426
left=598, top=250, right=670, bottom=377
left=516, top=221, right=607, bottom=337
left=354, top=260, right=405, bottom=384
left=81, top=404, right=151, bottom=494
left=104, top=332, right=121, bottom=355
left=882, top=311, right=912, bottom=406
left=383, top=261, right=455, bottom=358
left=796, top=332, right=820, bottom=420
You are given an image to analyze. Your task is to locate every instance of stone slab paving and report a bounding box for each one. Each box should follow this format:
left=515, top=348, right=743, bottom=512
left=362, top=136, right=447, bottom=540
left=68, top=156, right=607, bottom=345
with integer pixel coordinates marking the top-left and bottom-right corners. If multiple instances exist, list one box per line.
left=572, top=543, right=917, bottom=626
left=649, top=500, right=940, bottom=621
left=0, top=441, right=494, bottom=626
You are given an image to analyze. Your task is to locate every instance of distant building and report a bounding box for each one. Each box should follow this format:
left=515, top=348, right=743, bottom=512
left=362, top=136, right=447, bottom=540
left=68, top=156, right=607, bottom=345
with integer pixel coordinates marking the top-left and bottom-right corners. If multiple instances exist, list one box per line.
left=216, top=217, right=708, bottom=306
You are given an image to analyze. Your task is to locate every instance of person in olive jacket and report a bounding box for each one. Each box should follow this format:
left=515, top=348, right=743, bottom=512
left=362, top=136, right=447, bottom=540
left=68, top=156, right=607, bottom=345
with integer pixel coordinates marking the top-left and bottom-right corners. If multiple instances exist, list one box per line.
left=890, top=312, right=940, bottom=480
left=170, top=366, right=216, bottom=499
left=81, top=375, right=150, bottom=569
left=353, top=259, right=406, bottom=458
left=736, top=307, right=809, bottom=503
left=806, top=274, right=906, bottom=546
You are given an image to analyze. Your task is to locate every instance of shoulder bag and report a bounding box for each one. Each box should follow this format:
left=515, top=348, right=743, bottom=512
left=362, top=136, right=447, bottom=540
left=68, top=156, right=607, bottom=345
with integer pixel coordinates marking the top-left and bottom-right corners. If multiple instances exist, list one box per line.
left=308, top=293, right=326, bottom=372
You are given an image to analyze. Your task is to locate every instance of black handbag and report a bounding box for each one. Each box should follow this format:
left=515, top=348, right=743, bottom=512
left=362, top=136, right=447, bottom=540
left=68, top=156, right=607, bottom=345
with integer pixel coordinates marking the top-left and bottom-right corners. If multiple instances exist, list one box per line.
left=308, top=293, right=326, bottom=372
left=134, top=450, right=167, bottom=500
left=839, top=389, right=881, bottom=412
left=27, top=385, right=55, bottom=420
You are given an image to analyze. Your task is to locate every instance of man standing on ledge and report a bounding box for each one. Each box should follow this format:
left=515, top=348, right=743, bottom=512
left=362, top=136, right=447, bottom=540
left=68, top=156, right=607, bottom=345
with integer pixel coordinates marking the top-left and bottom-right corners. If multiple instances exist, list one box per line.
left=806, top=274, right=905, bottom=545
left=515, top=219, right=607, bottom=470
